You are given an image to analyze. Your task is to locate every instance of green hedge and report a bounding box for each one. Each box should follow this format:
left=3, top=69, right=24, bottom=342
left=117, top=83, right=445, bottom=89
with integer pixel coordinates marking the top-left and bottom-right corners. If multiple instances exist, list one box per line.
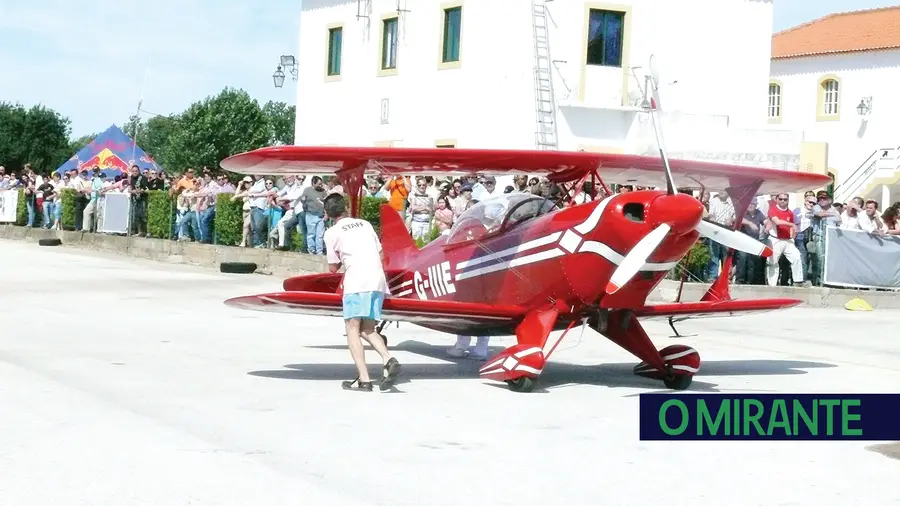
left=147, top=190, right=174, bottom=238
left=60, top=188, right=76, bottom=229
left=10, top=189, right=435, bottom=252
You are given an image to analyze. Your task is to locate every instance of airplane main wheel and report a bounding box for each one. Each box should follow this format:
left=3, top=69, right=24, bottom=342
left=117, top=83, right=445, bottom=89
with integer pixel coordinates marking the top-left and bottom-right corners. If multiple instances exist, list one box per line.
left=506, top=377, right=535, bottom=393
left=664, top=374, right=692, bottom=390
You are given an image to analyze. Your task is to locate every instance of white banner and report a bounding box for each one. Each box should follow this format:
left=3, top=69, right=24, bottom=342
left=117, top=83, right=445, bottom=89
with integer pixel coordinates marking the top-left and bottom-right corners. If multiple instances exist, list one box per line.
left=0, top=190, right=18, bottom=223
left=99, top=193, right=131, bottom=234
left=824, top=226, right=900, bottom=290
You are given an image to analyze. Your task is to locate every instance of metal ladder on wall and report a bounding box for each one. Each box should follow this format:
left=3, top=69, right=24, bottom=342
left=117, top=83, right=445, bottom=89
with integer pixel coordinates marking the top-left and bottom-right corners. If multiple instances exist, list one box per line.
left=531, top=0, right=559, bottom=150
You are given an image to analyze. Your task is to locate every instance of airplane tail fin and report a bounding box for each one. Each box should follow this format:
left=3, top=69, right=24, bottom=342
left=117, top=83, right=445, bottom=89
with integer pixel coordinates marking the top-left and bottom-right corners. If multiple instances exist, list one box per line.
left=379, top=203, right=417, bottom=256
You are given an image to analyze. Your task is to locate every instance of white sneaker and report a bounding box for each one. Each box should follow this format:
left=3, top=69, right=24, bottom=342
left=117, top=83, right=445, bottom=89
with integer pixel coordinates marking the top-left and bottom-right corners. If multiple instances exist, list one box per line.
left=467, top=351, right=488, bottom=361
left=446, top=346, right=468, bottom=358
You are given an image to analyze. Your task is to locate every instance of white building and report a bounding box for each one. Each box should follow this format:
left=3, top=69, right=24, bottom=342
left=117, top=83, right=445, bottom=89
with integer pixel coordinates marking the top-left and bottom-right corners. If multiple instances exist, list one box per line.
left=295, top=0, right=801, bottom=182
left=769, top=6, right=900, bottom=208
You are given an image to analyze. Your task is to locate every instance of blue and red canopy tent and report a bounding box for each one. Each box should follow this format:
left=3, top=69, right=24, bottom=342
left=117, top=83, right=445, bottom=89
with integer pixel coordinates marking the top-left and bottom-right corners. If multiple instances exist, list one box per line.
left=55, top=124, right=162, bottom=178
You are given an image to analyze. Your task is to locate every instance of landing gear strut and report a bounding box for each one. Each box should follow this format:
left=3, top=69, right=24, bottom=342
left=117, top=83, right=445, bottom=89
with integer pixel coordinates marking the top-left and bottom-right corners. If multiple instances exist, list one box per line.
left=604, top=311, right=700, bottom=391
left=667, top=316, right=695, bottom=338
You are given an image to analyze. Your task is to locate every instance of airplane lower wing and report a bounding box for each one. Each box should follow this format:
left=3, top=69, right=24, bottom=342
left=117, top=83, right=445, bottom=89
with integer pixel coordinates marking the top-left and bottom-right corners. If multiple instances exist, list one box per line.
left=225, top=291, right=526, bottom=327
left=633, top=298, right=802, bottom=320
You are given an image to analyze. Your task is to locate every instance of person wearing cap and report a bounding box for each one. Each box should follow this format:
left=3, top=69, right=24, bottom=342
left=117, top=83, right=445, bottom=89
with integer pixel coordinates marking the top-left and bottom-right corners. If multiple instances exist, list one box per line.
left=809, top=190, right=841, bottom=285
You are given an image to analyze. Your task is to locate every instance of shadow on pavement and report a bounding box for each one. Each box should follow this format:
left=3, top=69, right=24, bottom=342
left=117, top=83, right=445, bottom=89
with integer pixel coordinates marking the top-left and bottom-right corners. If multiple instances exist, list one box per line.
left=247, top=340, right=837, bottom=393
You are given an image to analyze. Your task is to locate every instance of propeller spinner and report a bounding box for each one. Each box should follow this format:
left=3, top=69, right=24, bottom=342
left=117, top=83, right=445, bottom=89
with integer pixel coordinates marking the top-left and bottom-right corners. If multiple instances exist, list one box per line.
left=605, top=54, right=772, bottom=295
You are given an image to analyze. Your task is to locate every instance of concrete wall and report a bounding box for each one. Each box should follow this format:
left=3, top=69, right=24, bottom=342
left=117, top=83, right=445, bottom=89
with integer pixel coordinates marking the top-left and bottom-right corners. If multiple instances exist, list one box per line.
left=0, top=226, right=326, bottom=279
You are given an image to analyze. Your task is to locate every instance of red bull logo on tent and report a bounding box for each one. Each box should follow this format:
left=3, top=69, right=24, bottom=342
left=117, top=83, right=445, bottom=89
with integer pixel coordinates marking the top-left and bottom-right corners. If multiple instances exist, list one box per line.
left=77, top=148, right=131, bottom=173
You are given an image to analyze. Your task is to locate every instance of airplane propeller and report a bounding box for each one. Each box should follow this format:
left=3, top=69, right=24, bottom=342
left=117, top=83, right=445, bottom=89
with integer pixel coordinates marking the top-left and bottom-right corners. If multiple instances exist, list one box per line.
left=605, top=54, right=772, bottom=295
left=695, top=218, right=773, bottom=258
left=607, top=223, right=671, bottom=294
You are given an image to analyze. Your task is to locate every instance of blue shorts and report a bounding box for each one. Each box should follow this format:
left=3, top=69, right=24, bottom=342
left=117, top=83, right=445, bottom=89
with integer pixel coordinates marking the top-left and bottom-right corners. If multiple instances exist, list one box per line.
left=342, top=291, right=385, bottom=321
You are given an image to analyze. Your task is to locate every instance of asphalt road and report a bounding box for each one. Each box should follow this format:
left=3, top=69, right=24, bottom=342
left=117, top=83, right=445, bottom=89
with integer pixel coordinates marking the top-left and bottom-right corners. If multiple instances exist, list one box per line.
left=1, top=239, right=897, bottom=505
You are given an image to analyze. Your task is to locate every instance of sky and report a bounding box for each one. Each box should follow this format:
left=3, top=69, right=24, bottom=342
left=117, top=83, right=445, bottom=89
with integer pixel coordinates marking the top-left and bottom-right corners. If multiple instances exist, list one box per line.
left=0, top=0, right=300, bottom=139
left=0, top=0, right=895, bottom=140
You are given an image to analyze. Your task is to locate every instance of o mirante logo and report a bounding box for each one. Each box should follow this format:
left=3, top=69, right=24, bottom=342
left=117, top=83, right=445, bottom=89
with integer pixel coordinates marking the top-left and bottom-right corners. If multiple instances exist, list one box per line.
left=639, top=394, right=900, bottom=441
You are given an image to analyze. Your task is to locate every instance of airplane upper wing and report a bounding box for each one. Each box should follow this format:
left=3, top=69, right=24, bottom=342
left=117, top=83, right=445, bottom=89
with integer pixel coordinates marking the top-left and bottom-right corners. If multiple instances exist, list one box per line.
left=225, top=291, right=526, bottom=327
left=220, top=146, right=831, bottom=194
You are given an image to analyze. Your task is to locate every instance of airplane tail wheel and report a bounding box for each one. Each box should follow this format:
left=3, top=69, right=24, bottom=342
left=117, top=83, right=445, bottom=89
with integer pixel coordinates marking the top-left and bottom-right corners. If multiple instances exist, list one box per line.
left=506, top=377, right=535, bottom=393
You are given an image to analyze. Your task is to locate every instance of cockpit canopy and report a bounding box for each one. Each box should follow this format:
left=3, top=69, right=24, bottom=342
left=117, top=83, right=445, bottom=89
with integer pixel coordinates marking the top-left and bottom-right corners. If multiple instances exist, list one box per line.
left=445, top=193, right=559, bottom=246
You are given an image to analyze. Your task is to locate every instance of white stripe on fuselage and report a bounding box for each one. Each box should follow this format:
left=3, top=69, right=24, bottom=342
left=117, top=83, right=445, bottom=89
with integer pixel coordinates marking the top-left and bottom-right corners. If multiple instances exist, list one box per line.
left=455, top=232, right=562, bottom=270
left=448, top=194, right=677, bottom=281
left=455, top=247, right=567, bottom=281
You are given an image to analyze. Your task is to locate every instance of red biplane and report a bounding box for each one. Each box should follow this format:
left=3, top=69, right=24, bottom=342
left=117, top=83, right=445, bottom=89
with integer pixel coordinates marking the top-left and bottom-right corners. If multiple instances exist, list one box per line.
left=220, top=62, right=830, bottom=393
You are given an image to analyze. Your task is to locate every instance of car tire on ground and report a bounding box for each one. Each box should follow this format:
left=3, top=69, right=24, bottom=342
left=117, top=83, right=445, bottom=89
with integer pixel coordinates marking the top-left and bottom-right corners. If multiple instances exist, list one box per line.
left=220, top=262, right=258, bottom=274
left=38, top=238, right=62, bottom=247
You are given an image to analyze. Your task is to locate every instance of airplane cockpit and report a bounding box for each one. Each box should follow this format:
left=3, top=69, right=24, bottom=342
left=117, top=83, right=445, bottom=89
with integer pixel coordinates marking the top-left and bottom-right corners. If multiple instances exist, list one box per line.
left=445, top=193, right=559, bottom=246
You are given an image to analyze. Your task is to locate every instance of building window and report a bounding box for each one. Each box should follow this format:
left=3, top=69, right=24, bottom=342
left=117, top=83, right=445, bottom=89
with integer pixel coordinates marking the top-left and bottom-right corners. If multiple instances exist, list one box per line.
left=821, top=79, right=839, bottom=115
left=382, top=17, right=398, bottom=70
left=442, top=6, right=462, bottom=63
left=768, top=82, right=781, bottom=119
left=586, top=9, right=625, bottom=67
left=327, top=27, right=342, bottom=76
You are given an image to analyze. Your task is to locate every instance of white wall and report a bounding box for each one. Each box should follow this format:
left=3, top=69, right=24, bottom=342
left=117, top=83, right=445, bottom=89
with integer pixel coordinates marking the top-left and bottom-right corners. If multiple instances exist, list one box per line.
left=770, top=49, right=900, bottom=189
left=295, top=0, right=781, bottom=161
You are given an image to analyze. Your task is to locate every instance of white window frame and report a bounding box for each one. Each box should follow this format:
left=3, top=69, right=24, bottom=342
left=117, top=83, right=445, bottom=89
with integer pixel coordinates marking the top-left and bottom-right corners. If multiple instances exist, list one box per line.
left=822, top=79, right=839, bottom=116
left=768, top=83, right=781, bottom=118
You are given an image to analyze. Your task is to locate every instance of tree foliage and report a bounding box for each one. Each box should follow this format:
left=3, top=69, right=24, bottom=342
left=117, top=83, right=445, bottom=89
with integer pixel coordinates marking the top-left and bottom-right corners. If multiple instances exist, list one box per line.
left=3, top=87, right=297, bottom=175
left=262, top=100, right=296, bottom=146
left=165, top=87, right=271, bottom=170
left=0, top=102, right=72, bottom=173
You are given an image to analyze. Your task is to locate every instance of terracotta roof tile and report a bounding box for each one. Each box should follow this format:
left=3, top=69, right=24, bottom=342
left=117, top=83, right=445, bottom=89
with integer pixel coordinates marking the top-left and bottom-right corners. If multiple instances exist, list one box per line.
left=772, top=6, right=900, bottom=59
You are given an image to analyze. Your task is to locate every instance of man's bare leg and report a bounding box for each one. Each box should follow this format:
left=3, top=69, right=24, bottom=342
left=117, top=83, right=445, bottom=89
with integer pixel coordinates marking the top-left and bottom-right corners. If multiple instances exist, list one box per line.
left=359, top=319, right=392, bottom=364
left=360, top=319, right=401, bottom=390
left=345, top=318, right=371, bottom=383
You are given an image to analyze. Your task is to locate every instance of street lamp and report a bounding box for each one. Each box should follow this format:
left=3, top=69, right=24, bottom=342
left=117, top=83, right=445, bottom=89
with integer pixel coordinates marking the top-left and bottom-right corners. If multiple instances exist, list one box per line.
left=273, top=65, right=286, bottom=88
left=272, top=55, right=298, bottom=88
left=857, top=96, right=872, bottom=116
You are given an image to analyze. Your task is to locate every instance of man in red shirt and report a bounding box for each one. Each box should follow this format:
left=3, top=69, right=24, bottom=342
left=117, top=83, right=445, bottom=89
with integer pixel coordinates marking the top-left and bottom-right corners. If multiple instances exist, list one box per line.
left=766, top=193, right=810, bottom=287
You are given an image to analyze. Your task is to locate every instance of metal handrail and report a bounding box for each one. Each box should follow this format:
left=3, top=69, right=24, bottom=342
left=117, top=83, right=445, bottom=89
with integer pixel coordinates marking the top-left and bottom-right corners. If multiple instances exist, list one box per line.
left=834, top=146, right=900, bottom=201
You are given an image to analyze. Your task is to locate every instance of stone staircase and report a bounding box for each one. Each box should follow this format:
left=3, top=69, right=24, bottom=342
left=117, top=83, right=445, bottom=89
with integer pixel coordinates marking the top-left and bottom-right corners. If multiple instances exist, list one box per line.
left=834, top=146, right=900, bottom=204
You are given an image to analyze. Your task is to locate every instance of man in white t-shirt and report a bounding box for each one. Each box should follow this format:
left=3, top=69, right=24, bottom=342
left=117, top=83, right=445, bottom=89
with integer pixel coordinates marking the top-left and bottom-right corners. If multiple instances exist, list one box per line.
left=323, top=194, right=401, bottom=392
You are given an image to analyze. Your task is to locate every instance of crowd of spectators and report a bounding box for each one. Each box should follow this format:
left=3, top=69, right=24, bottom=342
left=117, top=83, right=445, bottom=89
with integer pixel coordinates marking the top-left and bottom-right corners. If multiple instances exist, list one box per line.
left=707, top=189, right=900, bottom=287
left=3, top=162, right=898, bottom=288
